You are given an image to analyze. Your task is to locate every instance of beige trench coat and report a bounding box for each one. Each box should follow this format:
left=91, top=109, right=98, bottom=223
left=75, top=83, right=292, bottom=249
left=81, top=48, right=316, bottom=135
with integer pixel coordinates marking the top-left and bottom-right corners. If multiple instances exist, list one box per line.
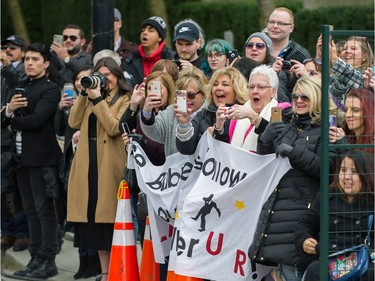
left=67, top=92, right=130, bottom=223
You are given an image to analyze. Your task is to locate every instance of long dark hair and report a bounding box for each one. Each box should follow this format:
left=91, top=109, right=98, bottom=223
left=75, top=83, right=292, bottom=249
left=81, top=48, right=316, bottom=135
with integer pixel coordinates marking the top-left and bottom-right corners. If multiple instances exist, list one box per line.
left=93, top=57, right=130, bottom=95
left=330, top=150, right=374, bottom=204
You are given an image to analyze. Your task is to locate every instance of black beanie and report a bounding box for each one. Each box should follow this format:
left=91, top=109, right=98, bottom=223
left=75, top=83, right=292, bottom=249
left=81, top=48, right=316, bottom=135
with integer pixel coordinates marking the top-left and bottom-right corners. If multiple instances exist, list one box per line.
left=140, top=16, right=167, bottom=40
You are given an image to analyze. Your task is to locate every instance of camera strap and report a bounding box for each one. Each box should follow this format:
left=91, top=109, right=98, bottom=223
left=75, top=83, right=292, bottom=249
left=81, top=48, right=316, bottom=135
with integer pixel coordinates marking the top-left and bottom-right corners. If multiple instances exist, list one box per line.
left=105, top=90, right=120, bottom=106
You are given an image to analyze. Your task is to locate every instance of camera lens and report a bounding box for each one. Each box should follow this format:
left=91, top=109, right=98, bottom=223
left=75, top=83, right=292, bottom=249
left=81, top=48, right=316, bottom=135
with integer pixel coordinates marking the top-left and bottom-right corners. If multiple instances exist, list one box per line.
left=81, top=76, right=100, bottom=89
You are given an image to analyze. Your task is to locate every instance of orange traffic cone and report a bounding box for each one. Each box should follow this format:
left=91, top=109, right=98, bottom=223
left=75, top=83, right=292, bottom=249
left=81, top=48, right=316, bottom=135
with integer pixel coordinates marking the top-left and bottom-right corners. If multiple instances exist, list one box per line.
left=174, top=274, right=203, bottom=281
left=166, top=271, right=176, bottom=281
left=140, top=216, right=160, bottom=281
left=108, top=180, right=140, bottom=281
left=166, top=271, right=203, bottom=281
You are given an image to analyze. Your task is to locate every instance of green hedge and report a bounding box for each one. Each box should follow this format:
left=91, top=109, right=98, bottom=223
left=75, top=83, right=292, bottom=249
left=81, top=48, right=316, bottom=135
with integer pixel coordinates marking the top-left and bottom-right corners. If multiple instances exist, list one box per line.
left=1, top=1, right=373, bottom=56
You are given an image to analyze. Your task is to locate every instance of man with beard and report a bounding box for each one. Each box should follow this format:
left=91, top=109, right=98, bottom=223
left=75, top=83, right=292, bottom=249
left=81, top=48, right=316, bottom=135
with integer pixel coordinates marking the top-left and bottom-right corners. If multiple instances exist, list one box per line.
left=50, top=24, right=92, bottom=83
left=1, top=35, right=30, bottom=253
left=2, top=42, right=62, bottom=279
left=122, top=16, right=176, bottom=89
left=173, top=19, right=205, bottom=70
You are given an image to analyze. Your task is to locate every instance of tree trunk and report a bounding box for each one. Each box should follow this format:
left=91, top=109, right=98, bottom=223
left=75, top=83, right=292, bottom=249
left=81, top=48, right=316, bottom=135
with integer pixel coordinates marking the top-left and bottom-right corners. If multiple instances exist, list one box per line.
left=6, top=0, right=30, bottom=43
left=149, top=0, right=171, bottom=47
left=257, top=0, right=275, bottom=31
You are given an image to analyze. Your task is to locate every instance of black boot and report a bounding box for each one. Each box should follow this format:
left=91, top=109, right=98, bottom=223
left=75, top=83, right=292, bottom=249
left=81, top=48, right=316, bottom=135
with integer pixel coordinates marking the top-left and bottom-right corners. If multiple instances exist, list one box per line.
left=74, top=254, right=88, bottom=279
left=14, top=255, right=43, bottom=277
left=82, top=252, right=101, bottom=278
left=26, top=257, right=58, bottom=279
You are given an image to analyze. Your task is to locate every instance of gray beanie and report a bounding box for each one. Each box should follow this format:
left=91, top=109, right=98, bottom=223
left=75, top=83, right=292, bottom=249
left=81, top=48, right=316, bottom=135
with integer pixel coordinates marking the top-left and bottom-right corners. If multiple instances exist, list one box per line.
left=245, top=32, right=272, bottom=55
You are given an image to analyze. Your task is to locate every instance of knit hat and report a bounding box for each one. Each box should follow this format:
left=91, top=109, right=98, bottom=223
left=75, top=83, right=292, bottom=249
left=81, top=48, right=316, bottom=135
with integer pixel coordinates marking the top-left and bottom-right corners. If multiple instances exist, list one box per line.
left=245, top=32, right=272, bottom=55
left=1, top=35, right=27, bottom=51
left=141, top=16, right=167, bottom=40
left=173, top=22, right=199, bottom=42
left=114, top=8, right=122, bottom=20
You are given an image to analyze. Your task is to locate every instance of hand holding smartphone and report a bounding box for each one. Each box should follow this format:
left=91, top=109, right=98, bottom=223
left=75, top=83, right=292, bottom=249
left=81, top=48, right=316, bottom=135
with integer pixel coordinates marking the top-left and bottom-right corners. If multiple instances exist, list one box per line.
left=271, top=107, right=282, bottom=122
left=176, top=90, right=187, bottom=114
left=53, top=34, right=63, bottom=45
left=150, top=81, right=161, bottom=100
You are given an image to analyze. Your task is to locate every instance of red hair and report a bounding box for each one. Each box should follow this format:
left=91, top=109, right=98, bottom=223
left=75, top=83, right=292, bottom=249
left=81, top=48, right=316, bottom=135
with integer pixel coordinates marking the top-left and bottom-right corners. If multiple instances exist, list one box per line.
left=345, top=88, right=374, bottom=153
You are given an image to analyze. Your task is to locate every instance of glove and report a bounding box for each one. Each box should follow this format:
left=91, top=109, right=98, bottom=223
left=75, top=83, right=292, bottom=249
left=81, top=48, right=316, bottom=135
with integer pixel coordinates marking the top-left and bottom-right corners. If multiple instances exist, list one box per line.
left=259, top=121, right=285, bottom=143
left=275, top=143, right=293, bottom=158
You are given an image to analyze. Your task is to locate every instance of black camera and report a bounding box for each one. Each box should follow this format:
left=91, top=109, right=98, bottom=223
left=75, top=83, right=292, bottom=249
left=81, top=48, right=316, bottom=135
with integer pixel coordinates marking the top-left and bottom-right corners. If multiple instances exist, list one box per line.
left=81, top=72, right=107, bottom=89
left=282, top=60, right=294, bottom=70
left=227, top=49, right=239, bottom=64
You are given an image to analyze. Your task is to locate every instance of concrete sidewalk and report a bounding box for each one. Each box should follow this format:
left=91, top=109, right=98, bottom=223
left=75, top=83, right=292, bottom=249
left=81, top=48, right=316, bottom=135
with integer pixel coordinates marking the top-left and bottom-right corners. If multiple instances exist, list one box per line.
left=1, top=237, right=142, bottom=281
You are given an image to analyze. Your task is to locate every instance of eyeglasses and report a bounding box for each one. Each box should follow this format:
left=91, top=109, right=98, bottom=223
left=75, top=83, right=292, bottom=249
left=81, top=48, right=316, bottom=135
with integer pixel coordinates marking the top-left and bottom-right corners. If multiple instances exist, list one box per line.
left=248, top=84, right=272, bottom=91
left=207, top=53, right=224, bottom=60
left=267, top=20, right=293, bottom=27
left=291, top=93, right=309, bottom=102
left=63, top=35, right=79, bottom=42
left=246, top=42, right=266, bottom=50
left=186, top=91, right=201, bottom=100
left=303, top=58, right=322, bottom=65
left=1, top=45, right=18, bottom=50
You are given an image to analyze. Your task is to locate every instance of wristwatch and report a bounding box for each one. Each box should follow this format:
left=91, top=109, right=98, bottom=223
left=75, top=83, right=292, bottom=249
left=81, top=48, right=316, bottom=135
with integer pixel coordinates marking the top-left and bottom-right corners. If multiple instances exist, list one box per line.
left=64, top=56, right=70, bottom=63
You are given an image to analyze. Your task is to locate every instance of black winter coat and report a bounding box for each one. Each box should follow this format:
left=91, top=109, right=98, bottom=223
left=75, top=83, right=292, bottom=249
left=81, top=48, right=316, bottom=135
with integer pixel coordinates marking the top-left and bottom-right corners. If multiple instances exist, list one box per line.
left=248, top=113, right=335, bottom=270
left=294, top=191, right=374, bottom=256
left=176, top=103, right=230, bottom=155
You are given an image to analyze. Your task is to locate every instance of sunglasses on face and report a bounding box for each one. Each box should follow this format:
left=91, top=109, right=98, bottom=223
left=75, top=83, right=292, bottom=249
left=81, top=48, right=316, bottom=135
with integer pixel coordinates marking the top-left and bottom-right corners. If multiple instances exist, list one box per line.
left=63, top=35, right=79, bottom=42
left=1, top=45, right=18, bottom=50
left=186, top=91, right=201, bottom=100
left=291, top=93, right=309, bottom=102
left=246, top=42, right=266, bottom=50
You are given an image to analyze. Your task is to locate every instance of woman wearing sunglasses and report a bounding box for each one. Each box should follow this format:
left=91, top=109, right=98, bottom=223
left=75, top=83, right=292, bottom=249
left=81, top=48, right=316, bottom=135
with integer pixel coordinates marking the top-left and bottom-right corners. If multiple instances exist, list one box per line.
left=244, top=32, right=289, bottom=102
left=140, top=66, right=208, bottom=156
left=248, top=76, right=336, bottom=281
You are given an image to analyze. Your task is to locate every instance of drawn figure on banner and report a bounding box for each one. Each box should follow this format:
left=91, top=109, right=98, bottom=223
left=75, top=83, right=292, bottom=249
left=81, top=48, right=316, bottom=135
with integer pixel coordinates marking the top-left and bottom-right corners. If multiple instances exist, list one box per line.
left=191, top=194, right=221, bottom=231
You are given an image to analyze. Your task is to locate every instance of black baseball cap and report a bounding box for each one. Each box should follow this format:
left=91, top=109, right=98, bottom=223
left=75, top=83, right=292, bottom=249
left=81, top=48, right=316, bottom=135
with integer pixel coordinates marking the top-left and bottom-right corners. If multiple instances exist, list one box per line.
left=1, top=35, right=27, bottom=50
left=173, top=22, right=199, bottom=42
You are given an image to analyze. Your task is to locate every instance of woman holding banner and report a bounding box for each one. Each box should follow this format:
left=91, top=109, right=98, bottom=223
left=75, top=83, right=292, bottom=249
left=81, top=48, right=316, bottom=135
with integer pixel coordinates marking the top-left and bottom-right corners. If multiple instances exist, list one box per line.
left=248, top=76, right=336, bottom=281
left=175, top=66, right=248, bottom=155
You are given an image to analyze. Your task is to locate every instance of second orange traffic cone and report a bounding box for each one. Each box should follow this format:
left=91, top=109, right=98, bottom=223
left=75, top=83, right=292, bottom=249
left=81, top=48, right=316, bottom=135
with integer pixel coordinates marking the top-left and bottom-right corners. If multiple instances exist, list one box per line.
left=108, top=180, right=140, bottom=281
left=166, top=271, right=203, bottom=281
left=140, top=216, right=160, bottom=281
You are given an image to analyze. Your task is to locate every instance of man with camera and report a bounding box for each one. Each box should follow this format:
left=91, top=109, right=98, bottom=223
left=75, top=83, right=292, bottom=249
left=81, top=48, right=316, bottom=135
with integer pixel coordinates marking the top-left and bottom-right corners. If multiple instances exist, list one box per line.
left=122, top=16, right=176, bottom=89
left=266, top=7, right=311, bottom=95
left=173, top=19, right=205, bottom=70
left=2, top=42, right=62, bottom=279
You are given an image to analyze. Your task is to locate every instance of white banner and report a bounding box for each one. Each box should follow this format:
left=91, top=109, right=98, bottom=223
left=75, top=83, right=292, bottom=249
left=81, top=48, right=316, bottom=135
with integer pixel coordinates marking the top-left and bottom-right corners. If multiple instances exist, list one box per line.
left=128, top=132, right=291, bottom=281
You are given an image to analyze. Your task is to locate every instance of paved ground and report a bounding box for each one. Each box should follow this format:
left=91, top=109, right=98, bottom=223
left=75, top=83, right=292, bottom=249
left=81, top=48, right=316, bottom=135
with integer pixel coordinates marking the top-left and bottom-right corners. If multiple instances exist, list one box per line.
left=1, top=237, right=142, bottom=281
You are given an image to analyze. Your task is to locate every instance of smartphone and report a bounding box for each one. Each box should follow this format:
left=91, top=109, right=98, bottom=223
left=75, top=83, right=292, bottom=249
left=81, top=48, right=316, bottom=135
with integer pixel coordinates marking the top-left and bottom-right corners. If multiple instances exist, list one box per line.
left=271, top=107, right=282, bottom=122
left=371, top=65, right=375, bottom=77
left=121, top=122, right=131, bottom=134
left=53, top=34, right=63, bottom=45
left=328, top=25, right=334, bottom=42
left=176, top=90, right=187, bottom=114
left=15, top=87, right=25, bottom=96
left=329, top=115, right=337, bottom=127
left=63, top=83, right=76, bottom=98
left=150, top=81, right=161, bottom=99
left=227, top=49, right=239, bottom=64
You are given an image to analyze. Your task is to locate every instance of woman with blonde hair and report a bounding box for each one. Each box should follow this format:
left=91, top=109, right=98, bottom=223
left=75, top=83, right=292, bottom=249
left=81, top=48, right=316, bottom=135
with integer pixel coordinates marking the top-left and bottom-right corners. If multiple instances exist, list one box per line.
left=176, top=66, right=248, bottom=155
left=248, top=75, right=336, bottom=281
left=140, top=66, right=208, bottom=156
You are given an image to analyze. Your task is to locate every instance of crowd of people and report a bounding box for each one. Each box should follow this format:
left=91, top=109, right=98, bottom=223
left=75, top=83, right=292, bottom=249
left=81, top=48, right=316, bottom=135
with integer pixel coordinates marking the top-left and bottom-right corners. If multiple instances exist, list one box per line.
left=1, top=5, right=374, bottom=281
